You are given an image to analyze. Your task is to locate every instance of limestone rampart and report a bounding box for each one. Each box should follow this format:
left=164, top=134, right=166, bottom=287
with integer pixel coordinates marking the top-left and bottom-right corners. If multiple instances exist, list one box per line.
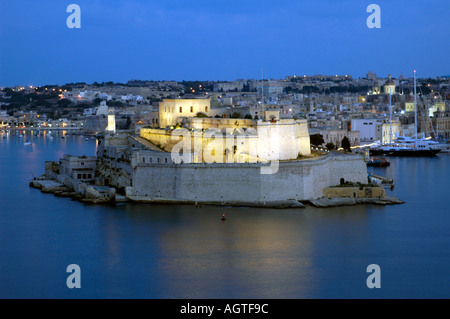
left=129, top=152, right=368, bottom=203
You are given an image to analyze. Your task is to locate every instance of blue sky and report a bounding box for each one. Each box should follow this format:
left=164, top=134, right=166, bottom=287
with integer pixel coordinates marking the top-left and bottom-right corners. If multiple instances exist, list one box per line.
left=0, top=0, right=448, bottom=86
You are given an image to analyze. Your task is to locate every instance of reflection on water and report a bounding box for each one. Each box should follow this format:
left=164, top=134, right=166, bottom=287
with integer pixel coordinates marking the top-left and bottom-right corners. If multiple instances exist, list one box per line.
left=95, top=204, right=377, bottom=298
left=152, top=206, right=314, bottom=298
left=0, top=130, right=449, bottom=298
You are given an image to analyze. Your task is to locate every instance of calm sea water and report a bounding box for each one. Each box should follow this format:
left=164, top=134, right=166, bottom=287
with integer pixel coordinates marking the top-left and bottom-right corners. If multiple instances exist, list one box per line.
left=0, top=129, right=449, bottom=299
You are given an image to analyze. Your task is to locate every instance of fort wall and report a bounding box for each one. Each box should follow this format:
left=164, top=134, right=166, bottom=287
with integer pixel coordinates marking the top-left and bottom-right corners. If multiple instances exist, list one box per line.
left=139, top=118, right=311, bottom=162
left=129, top=152, right=368, bottom=203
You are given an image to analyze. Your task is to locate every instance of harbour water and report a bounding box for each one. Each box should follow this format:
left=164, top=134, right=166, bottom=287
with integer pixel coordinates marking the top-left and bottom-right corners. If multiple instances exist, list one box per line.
left=0, top=130, right=449, bottom=299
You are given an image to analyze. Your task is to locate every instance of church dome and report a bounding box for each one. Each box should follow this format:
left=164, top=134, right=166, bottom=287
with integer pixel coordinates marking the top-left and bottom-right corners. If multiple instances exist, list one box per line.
left=384, top=74, right=394, bottom=86
left=383, top=74, right=395, bottom=94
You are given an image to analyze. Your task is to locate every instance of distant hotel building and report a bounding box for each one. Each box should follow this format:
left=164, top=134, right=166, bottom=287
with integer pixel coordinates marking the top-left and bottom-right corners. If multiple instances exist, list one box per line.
left=257, top=82, right=284, bottom=95
left=213, top=80, right=245, bottom=92
left=285, top=74, right=352, bottom=82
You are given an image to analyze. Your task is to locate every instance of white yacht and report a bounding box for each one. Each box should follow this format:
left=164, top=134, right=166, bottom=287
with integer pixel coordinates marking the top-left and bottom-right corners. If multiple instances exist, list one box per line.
left=394, top=135, right=449, bottom=153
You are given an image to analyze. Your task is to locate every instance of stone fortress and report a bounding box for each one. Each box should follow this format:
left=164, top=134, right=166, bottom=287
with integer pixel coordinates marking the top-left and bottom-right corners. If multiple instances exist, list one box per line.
left=142, top=97, right=309, bottom=163
left=32, top=97, right=403, bottom=208
left=93, top=97, right=371, bottom=207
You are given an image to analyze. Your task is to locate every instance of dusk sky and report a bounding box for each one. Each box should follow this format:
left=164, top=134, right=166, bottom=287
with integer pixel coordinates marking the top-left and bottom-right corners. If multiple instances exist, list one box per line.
left=0, top=0, right=448, bottom=87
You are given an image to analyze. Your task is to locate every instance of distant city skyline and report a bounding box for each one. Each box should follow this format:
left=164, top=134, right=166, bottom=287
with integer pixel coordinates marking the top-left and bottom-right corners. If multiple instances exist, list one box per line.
left=0, top=0, right=449, bottom=87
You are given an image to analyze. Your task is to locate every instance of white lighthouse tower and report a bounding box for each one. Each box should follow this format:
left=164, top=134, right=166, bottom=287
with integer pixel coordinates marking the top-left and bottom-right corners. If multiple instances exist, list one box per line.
left=106, top=107, right=116, bottom=133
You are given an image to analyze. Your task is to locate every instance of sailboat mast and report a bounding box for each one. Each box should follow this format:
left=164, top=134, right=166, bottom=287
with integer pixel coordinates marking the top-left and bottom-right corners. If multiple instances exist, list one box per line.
left=389, top=87, right=392, bottom=145
left=414, top=70, right=417, bottom=148
left=261, top=67, right=264, bottom=112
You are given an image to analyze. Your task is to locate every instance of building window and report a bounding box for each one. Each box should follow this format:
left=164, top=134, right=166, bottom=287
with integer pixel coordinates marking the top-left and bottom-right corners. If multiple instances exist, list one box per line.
left=81, top=162, right=84, bottom=166
left=205, top=106, right=208, bottom=112
left=179, top=106, right=183, bottom=113
left=157, top=158, right=160, bottom=163
left=165, top=158, right=168, bottom=163
left=143, top=157, right=145, bottom=163
left=150, top=158, right=152, bottom=163
left=83, top=174, right=87, bottom=179
left=190, top=106, right=193, bottom=113
left=88, top=174, right=91, bottom=179
left=77, top=174, right=81, bottom=179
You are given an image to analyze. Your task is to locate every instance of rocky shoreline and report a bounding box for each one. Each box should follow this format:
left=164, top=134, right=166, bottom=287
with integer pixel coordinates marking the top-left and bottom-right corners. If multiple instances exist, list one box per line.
left=307, top=196, right=404, bottom=208
left=29, top=177, right=116, bottom=205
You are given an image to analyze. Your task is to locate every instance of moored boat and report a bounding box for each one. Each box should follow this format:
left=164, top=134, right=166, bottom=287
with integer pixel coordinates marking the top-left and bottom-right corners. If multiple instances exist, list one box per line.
left=370, top=146, right=440, bottom=157
left=369, top=70, right=441, bottom=157
left=367, top=157, right=390, bottom=167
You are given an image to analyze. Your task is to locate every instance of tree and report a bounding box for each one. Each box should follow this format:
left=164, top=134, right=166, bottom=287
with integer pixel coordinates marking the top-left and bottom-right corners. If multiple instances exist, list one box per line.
left=108, top=100, right=124, bottom=107
left=310, top=133, right=325, bottom=146
left=196, top=112, right=207, bottom=118
left=284, top=86, right=293, bottom=94
left=57, top=99, right=71, bottom=107
left=325, top=142, right=336, bottom=151
left=341, top=136, right=351, bottom=152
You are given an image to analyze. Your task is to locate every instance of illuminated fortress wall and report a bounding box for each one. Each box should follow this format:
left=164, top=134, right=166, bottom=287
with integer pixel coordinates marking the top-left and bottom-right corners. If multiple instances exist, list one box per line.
left=140, top=118, right=311, bottom=162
